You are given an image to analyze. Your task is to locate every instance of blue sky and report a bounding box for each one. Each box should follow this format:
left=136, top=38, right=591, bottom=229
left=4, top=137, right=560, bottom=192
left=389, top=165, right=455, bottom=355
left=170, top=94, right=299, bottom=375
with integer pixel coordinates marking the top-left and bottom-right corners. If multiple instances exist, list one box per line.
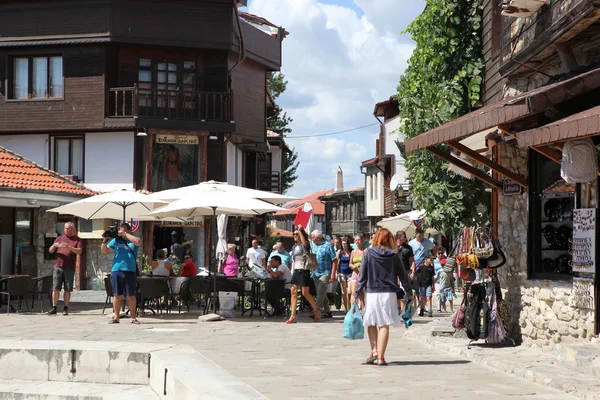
left=246, top=0, right=426, bottom=198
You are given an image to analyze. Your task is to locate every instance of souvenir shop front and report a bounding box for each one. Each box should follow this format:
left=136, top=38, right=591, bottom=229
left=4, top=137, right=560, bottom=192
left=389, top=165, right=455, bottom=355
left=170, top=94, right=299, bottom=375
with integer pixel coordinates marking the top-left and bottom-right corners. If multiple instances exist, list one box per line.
left=404, top=70, right=600, bottom=350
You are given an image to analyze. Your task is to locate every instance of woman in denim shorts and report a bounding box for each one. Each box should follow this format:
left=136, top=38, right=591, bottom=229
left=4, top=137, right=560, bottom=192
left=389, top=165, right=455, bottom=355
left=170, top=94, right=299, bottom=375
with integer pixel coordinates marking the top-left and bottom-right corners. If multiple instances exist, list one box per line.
left=336, top=236, right=353, bottom=311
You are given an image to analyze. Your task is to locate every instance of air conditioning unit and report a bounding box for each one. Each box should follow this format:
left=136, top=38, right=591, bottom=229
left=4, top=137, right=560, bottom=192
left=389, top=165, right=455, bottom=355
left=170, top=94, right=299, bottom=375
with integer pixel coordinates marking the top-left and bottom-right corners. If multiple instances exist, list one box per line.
left=78, top=219, right=114, bottom=240
left=502, top=0, right=548, bottom=17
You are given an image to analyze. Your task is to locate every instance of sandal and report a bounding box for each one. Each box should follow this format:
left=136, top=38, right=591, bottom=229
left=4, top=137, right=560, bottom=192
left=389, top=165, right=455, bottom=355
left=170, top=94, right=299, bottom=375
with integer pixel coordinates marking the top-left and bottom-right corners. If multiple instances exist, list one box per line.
left=312, top=308, right=320, bottom=322
left=109, top=318, right=119, bottom=324
left=286, top=315, right=297, bottom=324
left=366, top=351, right=378, bottom=364
left=131, top=319, right=141, bottom=324
left=377, top=358, right=388, bottom=366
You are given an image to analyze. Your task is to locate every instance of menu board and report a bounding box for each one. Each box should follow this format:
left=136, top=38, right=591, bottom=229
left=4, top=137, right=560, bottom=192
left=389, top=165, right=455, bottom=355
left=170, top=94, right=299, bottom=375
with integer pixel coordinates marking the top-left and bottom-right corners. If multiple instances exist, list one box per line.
left=573, top=277, right=595, bottom=309
left=571, top=208, right=595, bottom=274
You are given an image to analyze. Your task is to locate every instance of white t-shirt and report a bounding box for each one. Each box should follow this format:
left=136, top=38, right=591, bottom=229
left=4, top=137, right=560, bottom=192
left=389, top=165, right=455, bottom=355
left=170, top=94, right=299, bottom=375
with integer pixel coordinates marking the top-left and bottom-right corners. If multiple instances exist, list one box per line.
left=246, top=247, right=266, bottom=266
left=275, top=263, right=292, bottom=290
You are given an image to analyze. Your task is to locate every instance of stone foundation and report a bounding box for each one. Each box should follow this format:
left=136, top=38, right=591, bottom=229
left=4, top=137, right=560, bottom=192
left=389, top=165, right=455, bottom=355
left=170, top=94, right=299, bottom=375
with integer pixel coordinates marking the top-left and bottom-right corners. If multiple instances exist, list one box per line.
left=520, top=282, right=596, bottom=352
left=33, top=207, right=57, bottom=277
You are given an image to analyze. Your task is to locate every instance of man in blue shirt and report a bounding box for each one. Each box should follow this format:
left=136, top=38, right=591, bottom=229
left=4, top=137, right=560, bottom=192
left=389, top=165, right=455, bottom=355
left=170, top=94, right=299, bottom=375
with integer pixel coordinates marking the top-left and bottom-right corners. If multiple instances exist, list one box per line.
left=311, top=229, right=338, bottom=319
left=409, top=228, right=435, bottom=269
left=101, top=222, right=142, bottom=324
left=267, top=242, right=292, bottom=268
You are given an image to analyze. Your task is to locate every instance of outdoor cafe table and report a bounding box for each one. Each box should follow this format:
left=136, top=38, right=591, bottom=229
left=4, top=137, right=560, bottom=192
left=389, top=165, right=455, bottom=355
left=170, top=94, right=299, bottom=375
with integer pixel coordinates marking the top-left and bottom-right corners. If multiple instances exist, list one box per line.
left=226, top=276, right=271, bottom=318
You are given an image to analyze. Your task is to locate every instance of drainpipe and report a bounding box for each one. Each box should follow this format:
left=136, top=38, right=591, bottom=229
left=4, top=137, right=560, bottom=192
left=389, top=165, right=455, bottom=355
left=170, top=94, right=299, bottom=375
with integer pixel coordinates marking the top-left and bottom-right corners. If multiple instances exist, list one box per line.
left=229, top=0, right=247, bottom=78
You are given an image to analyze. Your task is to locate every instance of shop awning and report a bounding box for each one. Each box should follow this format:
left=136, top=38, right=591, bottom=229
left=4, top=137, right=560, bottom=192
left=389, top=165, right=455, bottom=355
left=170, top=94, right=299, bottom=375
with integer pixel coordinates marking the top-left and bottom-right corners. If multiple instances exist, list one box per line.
left=518, top=105, right=600, bottom=147
left=404, top=66, right=600, bottom=154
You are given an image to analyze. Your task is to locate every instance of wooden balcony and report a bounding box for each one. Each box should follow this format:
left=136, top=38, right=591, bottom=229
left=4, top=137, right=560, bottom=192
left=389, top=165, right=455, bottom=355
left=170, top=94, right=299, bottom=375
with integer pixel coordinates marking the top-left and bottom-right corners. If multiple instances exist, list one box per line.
left=259, top=171, right=281, bottom=193
left=107, top=86, right=233, bottom=123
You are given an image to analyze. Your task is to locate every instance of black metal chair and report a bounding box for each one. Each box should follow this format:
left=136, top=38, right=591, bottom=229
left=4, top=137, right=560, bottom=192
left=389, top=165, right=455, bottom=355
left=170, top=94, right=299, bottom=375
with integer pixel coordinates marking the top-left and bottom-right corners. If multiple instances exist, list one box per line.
left=263, top=279, right=287, bottom=318
left=167, top=277, right=190, bottom=313
left=0, top=276, right=32, bottom=315
left=102, top=276, right=114, bottom=315
left=187, top=276, right=205, bottom=310
left=138, top=277, right=170, bottom=315
left=29, top=275, right=53, bottom=313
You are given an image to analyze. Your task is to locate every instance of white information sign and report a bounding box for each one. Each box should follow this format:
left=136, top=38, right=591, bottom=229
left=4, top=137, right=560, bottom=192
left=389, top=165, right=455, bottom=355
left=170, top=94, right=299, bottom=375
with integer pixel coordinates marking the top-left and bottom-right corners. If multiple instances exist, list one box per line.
left=572, top=208, right=595, bottom=274
left=572, top=277, right=595, bottom=310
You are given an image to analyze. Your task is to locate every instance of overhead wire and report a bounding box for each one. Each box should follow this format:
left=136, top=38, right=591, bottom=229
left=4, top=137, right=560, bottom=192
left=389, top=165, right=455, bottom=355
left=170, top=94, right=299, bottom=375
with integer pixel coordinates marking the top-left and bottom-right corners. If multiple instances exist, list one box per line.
left=283, top=122, right=379, bottom=139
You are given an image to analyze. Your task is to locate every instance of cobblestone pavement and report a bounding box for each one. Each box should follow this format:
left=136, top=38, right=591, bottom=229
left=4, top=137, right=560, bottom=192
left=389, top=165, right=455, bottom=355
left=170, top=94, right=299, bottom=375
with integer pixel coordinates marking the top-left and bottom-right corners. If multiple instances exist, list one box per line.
left=0, top=292, right=577, bottom=400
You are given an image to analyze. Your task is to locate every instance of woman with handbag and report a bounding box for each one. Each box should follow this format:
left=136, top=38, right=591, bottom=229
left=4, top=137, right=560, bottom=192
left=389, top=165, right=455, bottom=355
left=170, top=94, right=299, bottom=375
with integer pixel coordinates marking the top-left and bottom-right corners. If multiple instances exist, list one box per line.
left=354, top=228, right=412, bottom=366
left=286, top=226, right=320, bottom=323
left=349, top=234, right=366, bottom=310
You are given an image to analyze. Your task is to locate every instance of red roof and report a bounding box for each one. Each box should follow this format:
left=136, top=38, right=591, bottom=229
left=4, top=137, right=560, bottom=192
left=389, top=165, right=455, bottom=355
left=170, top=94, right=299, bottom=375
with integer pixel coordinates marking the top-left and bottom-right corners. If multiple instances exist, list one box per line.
left=275, top=189, right=333, bottom=216
left=0, top=147, right=93, bottom=196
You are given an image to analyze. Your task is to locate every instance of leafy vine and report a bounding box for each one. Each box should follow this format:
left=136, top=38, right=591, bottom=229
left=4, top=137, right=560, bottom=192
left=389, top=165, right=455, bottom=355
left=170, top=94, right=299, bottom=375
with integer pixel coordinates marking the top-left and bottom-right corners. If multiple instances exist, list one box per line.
left=397, top=0, right=489, bottom=234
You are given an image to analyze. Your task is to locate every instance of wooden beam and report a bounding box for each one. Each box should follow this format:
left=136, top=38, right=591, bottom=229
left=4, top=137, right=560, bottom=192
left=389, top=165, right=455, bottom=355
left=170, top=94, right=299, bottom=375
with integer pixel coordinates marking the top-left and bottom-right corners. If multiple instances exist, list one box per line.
left=448, top=140, right=528, bottom=188
left=534, top=146, right=563, bottom=164
left=427, top=146, right=503, bottom=189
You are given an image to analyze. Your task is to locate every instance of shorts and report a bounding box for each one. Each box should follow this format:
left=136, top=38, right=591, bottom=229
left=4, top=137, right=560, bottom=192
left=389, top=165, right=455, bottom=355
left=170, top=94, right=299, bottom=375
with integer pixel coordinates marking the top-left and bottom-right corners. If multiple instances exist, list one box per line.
left=291, top=269, right=312, bottom=287
left=338, top=273, right=352, bottom=282
left=419, top=285, right=432, bottom=298
left=396, top=288, right=405, bottom=300
left=350, top=271, right=359, bottom=282
left=52, top=267, right=75, bottom=292
left=439, top=288, right=453, bottom=302
left=110, top=271, right=138, bottom=297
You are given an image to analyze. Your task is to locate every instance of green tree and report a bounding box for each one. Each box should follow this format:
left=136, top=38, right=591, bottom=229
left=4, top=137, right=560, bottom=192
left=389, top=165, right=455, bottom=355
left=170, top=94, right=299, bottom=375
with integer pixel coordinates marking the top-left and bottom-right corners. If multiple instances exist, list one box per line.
left=268, top=73, right=299, bottom=194
left=397, top=0, right=489, bottom=235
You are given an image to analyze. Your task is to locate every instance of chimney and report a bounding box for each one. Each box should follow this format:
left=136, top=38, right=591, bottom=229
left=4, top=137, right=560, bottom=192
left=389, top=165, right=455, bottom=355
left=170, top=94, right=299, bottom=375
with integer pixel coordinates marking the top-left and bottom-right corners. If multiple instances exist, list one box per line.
left=335, top=167, right=344, bottom=192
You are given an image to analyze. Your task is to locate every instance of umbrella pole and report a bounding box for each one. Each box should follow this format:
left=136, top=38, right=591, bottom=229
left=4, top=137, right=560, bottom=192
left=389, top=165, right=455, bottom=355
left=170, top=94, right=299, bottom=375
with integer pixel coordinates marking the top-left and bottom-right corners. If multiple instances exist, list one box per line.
left=211, top=206, right=218, bottom=313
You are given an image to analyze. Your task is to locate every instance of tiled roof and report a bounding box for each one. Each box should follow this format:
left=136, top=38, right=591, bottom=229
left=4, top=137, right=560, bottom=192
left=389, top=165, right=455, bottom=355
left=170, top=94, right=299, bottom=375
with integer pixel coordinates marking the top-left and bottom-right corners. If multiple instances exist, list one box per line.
left=274, top=189, right=333, bottom=216
left=320, top=186, right=365, bottom=199
left=0, top=147, right=94, bottom=196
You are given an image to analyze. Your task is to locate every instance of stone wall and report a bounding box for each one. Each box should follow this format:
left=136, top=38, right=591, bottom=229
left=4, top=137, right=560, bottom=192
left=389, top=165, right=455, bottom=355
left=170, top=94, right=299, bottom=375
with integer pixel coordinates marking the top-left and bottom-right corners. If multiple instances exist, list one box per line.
left=85, top=239, right=112, bottom=290
left=33, top=207, right=57, bottom=277
left=497, top=143, right=529, bottom=341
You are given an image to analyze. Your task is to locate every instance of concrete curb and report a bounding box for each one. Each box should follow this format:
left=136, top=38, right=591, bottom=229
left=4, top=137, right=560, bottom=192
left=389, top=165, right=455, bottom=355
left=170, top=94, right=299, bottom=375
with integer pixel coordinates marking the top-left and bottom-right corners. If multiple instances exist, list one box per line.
left=404, top=318, right=600, bottom=400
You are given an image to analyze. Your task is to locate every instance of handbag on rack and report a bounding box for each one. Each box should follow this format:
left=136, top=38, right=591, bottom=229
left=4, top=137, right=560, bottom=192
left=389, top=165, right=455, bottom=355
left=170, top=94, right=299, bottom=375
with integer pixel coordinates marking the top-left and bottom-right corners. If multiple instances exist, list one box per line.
left=473, top=227, right=494, bottom=260
left=456, top=228, right=470, bottom=267
left=486, top=239, right=506, bottom=269
left=451, top=293, right=468, bottom=330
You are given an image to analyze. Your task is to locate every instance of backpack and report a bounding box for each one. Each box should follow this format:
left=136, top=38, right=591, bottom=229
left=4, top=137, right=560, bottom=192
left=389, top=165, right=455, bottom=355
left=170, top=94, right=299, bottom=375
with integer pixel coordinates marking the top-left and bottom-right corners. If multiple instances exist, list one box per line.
left=561, top=139, right=598, bottom=184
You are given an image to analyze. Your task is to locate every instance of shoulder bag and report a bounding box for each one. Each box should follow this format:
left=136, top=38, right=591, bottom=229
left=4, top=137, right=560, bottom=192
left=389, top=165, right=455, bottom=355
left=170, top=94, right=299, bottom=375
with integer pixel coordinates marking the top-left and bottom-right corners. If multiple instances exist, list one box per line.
left=301, top=244, right=318, bottom=270
left=119, top=237, right=141, bottom=276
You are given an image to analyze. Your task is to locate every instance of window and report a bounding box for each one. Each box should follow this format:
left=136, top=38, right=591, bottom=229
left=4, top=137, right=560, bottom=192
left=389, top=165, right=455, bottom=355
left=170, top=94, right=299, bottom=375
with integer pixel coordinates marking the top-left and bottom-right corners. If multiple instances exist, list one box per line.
left=54, top=137, right=84, bottom=180
left=11, top=56, right=63, bottom=99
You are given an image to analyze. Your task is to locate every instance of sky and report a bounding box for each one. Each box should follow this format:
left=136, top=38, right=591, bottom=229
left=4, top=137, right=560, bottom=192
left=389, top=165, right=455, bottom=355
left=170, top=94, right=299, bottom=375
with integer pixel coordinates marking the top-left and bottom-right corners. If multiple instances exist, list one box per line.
left=245, top=0, right=426, bottom=198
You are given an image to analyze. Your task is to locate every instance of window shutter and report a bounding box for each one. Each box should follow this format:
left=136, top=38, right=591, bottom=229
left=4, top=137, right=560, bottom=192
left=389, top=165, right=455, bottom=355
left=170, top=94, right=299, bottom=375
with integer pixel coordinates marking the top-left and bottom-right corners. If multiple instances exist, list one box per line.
left=0, top=53, right=6, bottom=96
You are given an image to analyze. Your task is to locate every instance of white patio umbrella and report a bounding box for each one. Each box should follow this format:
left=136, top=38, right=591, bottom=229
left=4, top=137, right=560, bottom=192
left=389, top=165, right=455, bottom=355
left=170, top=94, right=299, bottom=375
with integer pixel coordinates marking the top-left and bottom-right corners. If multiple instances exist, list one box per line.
left=47, top=190, right=168, bottom=221
left=145, top=188, right=287, bottom=310
left=377, top=210, right=438, bottom=239
left=146, top=180, right=297, bottom=205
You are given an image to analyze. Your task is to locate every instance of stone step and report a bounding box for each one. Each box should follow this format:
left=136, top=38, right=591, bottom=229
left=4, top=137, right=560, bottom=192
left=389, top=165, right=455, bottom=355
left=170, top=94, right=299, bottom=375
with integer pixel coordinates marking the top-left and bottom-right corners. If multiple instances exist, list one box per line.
left=0, top=380, right=159, bottom=400
left=555, top=343, right=600, bottom=377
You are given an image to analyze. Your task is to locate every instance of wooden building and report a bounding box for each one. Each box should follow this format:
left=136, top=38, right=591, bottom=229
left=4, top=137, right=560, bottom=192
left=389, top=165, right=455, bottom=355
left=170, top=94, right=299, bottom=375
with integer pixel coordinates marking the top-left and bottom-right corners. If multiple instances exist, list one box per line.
left=405, top=0, right=600, bottom=350
left=0, top=0, right=286, bottom=275
left=320, top=186, right=369, bottom=238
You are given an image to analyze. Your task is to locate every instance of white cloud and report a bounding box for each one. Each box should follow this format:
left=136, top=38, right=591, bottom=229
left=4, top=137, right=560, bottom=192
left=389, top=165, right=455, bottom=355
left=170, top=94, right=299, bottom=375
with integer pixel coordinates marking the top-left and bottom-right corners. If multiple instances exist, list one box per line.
left=247, top=0, right=424, bottom=197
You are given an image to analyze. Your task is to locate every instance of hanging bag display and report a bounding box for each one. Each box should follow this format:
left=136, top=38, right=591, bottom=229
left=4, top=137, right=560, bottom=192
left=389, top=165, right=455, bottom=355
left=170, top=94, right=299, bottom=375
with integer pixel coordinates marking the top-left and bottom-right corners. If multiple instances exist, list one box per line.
left=560, top=138, right=598, bottom=184
left=473, top=227, right=494, bottom=260
left=486, top=239, right=506, bottom=269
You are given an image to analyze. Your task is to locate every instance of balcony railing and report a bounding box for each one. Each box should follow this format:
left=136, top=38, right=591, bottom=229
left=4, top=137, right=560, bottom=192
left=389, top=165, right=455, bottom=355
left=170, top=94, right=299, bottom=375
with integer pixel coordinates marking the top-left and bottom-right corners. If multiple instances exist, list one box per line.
left=259, top=171, right=281, bottom=193
left=107, top=86, right=233, bottom=122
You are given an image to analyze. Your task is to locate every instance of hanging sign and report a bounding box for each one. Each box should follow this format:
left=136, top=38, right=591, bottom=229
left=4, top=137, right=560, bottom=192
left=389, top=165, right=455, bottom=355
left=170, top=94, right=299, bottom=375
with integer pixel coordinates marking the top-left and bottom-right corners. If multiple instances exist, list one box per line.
left=503, top=179, right=522, bottom=196
left=160, top=220, right=204, bottom=228
left=571, top=208, right=595, bottom=273
left=155, top=135, right=199, bottom=145
left=121, top=220, right=139, bottom=233
left=572, top=277, right=595, bottom=309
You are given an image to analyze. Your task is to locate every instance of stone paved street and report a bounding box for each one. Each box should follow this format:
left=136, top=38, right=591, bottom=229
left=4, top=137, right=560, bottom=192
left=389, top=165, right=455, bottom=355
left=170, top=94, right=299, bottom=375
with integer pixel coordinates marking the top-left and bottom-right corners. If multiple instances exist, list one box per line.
left=0, top=292, right=578, bottom=400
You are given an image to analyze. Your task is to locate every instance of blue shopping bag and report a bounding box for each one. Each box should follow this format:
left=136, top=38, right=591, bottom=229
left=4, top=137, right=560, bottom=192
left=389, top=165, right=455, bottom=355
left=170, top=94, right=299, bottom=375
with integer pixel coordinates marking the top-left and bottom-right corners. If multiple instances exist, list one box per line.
left=343, top=303, right=364, bottom=340
left=401, top=297, right=418, bottom=328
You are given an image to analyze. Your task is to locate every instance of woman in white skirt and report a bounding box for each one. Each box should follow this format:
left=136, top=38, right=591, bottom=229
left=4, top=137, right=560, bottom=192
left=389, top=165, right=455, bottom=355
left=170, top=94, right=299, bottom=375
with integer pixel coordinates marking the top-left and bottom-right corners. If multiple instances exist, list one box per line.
left=353, top=228, right=412, bottom=366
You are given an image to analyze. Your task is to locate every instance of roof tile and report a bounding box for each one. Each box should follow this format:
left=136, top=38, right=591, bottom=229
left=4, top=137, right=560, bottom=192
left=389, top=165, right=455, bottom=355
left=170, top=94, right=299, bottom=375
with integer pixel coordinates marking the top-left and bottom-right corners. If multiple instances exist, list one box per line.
left=0, top=146, right=93, bottom=196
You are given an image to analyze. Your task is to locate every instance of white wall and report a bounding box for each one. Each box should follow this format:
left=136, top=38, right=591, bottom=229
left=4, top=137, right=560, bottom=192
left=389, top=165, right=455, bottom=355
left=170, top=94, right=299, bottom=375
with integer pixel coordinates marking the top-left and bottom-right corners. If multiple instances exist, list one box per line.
left=271, top=145, right=282, bottom=175
left=0, top=135, right=49, bottom=168
left=365, top=167, right=384, bottom=217
left=383, top=117, right=408, bottom=184
left=84, top=131, right=135, bottom=192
